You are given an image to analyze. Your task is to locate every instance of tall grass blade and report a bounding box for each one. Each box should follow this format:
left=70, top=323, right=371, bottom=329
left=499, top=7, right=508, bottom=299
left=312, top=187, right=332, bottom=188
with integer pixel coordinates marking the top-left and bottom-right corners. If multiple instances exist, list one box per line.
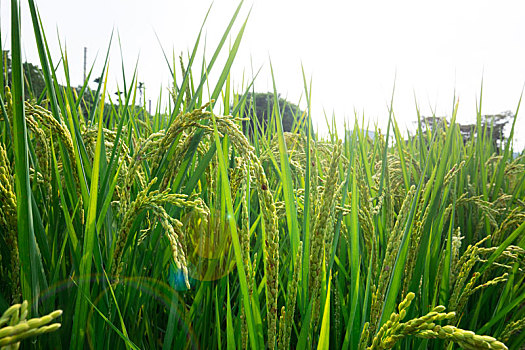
left=210, top=109, right=261, bottom=350
left=70, top=68, right=108, bottom=349
left=270, top=62, right=300, bottom=259
left=11, top=0, right=38, bottom=308
left=317, top=274, right=331, bottom=350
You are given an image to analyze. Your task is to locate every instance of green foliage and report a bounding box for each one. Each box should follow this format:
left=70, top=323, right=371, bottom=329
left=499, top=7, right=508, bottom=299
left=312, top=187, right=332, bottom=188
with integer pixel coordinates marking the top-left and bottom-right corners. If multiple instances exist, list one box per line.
left=419, top=111, right=515, bottom=153
left=1, top=2, right=524, bottom=349
left=2, top=50, right=46, bottom=100
left=242, top=91, right=305, bottom=135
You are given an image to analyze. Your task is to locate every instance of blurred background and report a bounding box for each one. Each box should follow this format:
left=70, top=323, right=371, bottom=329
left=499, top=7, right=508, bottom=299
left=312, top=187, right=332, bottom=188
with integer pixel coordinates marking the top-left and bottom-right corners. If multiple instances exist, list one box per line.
left=1, top=0, right=524, bottom=148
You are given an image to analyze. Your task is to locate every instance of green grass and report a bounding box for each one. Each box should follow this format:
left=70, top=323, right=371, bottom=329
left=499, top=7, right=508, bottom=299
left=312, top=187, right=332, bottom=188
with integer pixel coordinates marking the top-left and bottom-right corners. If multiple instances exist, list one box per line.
left=1, top=1, right=525, bottom=349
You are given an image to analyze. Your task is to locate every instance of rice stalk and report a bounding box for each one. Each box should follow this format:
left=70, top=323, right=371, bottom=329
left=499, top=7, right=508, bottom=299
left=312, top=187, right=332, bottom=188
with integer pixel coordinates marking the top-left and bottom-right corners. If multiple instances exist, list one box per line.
left=308, top=139, right=342, bottom=331
left=0, top=141, right=20, bottom=303
left=23, top=100, right=84, bottom=223
left=0, top=300, right=62, bottom=348
left=111, top=177, right=208, bottom=284
left=278, top=240, right=302, bottom=350
left=367, top=292, right=508, bottom=350
left=369, top=185, right=416, bottom=340
left=500, top=318, right=525, bottom=343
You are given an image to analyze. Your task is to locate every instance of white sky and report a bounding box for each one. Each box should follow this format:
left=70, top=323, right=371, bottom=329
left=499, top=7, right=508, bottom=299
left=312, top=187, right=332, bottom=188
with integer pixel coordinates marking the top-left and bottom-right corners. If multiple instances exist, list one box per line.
left=1, top=0, right=525, bottom=149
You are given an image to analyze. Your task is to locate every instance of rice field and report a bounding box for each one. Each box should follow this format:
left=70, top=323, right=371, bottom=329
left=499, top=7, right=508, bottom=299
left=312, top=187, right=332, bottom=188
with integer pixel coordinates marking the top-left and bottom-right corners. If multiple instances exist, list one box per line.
left=1, top=1, right=525, bottom=349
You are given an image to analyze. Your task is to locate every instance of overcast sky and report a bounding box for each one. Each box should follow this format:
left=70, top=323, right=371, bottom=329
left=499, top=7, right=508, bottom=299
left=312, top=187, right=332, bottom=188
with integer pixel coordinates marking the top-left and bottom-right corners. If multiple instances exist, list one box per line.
left=1, top=0, right=524, bottom=148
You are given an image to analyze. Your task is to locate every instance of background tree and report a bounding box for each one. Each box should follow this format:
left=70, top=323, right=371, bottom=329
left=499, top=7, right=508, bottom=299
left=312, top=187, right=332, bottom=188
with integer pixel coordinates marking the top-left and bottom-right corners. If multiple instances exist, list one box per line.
left=458, top=111, right=513, bottom=152
left=2, top=50, right=46, bottom=100
left=417, top=111, right=514, bottom=153
left=1, top=51, right=150, bottom=127
left=242, top=92, right=306, bottom=136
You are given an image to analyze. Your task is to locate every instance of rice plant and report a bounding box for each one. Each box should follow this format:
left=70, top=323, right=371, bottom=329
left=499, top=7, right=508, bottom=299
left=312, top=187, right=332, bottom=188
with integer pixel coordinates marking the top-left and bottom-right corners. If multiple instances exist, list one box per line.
left=1, top=1, right=524, bottom=349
